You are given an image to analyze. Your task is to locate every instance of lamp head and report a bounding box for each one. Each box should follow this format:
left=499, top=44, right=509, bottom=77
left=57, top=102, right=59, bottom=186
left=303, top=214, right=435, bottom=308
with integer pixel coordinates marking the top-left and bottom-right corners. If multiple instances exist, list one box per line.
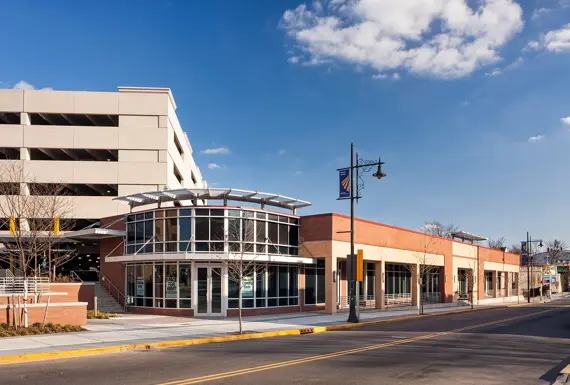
left=372, top=158, right=387, bottom=180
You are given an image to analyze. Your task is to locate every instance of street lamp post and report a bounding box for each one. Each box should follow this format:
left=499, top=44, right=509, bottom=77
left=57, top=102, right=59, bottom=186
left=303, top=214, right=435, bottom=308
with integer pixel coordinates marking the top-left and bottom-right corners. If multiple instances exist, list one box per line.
left=339, top=143, right=386, bottom=323
left=525, top=232, right=543, bottom=303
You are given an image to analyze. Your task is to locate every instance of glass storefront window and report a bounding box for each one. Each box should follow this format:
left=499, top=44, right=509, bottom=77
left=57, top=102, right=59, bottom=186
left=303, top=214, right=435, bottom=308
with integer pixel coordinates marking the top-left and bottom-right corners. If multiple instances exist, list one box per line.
left=124, top=208, right=301, bottom=257
left=305, top=259, right=325, bottom=305
left=155, top=264, right=164, bottom=308
left=179, top=217, right=191, bottom=241
left=165, top=264, right=177, bottom=308
left=195, top=217, right=208, bottom=241
left=210, top=218, right=224, bottom=241
left=179, top=264, right=191, bottom=308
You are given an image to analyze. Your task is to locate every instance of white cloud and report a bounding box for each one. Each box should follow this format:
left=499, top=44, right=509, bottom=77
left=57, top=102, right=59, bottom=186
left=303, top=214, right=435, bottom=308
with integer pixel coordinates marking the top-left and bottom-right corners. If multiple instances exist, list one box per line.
left=528, top=135, right=545, bottom=143
left=293, top=170, right=303, bottom=176
left=525, top=40, right=541, bottom=51
left=392, top=73, right=401, bottom=80
left=9, top=80, right=52, bottom=91
left=531, top=7, right=551, bottom=21
left=278, top=149, right=286, bottom=155
left=288, top=56, right=301, bottom=64
left=561, top=116, right=570, bottom=125
left=208, top=163, right=222, bottom=169
left=372, top=73, right=388, bottom=80
left=201, top=147, right=230, bottom=155
left=484, top=56, right=523, bottom=76
left=528, top=24, right=570, bottom=53
left=485, top=68, right=502, bottom=76
left=12, top=80, right=35, bottom=90
left=544, top=24, right=570, bottom=52
left=280, top=0, right=524, bottom=79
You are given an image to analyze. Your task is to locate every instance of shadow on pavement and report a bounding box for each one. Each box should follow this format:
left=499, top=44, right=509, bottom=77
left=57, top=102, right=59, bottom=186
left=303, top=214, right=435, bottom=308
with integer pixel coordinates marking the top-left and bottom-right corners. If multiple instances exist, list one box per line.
left=540, top=355, right=570, bottom=383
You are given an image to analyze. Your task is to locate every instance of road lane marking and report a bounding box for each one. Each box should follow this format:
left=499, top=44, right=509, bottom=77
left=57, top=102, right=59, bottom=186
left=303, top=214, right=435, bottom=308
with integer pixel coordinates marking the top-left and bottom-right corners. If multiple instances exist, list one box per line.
left=156, top=307, right=561, bottom=385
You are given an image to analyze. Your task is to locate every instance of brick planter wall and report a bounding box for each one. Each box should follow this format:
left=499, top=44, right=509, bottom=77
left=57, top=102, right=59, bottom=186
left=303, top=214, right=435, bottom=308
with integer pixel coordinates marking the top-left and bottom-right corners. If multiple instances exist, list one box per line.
left=1, top=303, right=88, bottom=326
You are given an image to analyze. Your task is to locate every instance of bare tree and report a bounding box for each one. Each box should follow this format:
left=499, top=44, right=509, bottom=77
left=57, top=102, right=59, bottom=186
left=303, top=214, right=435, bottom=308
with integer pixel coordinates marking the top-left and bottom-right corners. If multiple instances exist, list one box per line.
left=487, top=237, right=506, bottom=250
left=406, top=236, right=440, bottom=315
left=546, top=239, right=567, bottom=264
left=0, top=163, right=75, bottom=278
left=509, top=244, right=522, bottom=255
left=211, top=218, right=267, bottom=334
left=422, top=221, right=459, bottom=239
left=0, top=163, right=75, bottom=327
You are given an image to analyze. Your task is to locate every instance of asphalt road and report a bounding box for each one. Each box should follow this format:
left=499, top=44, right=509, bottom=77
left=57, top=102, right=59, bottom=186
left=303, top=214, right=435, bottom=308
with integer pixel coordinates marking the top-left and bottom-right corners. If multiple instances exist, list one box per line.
left=5, top=300, right=570, bottom=385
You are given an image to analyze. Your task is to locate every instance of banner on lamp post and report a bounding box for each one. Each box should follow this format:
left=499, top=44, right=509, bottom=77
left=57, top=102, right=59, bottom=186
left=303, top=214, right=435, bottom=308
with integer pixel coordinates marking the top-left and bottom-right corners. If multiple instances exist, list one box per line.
left=338, top=168, right=350, bottom=199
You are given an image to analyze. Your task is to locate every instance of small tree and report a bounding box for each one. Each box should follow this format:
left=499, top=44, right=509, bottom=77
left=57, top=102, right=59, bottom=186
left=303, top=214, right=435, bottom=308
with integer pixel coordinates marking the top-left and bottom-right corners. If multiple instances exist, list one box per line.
left=458, top=259, right=484, bottom=309
left=0, top=163, right=75, bottom=278
left=406, top=236, right=440, bottom=315
left=212, top=217, right=267, bottom=334
left=0, top=163, right=75, bottom=327
left=488, top=237, right=506, bottom=250
left=422, top=221, right=459, bottom=239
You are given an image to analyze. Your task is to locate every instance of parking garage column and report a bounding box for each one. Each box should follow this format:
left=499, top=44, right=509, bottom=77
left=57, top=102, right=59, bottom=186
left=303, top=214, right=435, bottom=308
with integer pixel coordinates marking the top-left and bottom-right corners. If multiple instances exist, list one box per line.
left=375, top=260, right=385, bottom=309
left=325, top=255, right=338, bottom=314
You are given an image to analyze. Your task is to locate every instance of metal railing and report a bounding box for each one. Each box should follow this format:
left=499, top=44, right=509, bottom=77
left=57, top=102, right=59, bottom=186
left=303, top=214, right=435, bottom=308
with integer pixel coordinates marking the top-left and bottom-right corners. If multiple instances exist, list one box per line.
left=70, top=270, right=100, bottom=282
left=93, top=268, right=127, bottom=312
left=385, top=293, right=412, bottom=307
left=0, top=277, right=50, bottom=294
left=421, top=292, right=441, bottom=304
left=338, top=295, right=376, bottom=311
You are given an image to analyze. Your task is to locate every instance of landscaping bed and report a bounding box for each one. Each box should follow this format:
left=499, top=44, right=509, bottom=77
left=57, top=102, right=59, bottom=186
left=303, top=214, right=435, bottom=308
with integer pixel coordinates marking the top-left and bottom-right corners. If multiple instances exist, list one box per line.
left=87, top=310, right=119, bottom=319
left=0, top=323, right=85, bottom=337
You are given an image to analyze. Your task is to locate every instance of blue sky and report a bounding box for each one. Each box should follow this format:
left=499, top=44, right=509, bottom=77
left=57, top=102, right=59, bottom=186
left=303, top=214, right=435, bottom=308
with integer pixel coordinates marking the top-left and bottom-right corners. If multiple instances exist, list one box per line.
left=1, top=0, right=570, bottom=246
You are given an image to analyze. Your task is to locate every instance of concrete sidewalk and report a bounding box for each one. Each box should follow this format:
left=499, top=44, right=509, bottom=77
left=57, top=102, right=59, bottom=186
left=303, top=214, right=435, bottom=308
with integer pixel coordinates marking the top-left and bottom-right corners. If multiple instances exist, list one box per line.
left=0, top=300, right=535, bottom=358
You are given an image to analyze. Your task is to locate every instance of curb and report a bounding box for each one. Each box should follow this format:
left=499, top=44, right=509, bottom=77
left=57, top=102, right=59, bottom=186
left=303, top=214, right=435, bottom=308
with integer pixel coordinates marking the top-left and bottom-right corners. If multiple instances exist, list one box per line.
left=0, top=304, right=534, bottom=365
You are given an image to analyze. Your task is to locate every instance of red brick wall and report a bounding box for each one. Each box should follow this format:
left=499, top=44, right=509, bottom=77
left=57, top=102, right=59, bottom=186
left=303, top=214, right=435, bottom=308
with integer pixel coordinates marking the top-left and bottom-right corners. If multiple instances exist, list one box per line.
left=300, top=214, right=333, bottom=242
left=49, top=284, right=95, bottom=310
left=98, top=214, right=127, bottom=305
left=302, top=213, right=520, bottom=304
left=0, top=284, right=95, bottom=309
left=1, top=304, right=87, bottom=326
left=100, top=238, right=126, bottom=305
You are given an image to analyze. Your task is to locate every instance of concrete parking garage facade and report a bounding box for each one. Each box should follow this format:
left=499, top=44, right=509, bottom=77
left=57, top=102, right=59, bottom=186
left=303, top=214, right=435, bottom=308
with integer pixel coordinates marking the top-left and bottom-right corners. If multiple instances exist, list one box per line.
left=0, top=86, right=205, bottom=272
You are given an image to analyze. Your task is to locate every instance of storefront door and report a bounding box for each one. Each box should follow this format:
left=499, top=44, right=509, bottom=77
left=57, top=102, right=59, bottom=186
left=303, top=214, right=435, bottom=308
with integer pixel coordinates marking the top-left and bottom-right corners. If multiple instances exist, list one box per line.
left=196, top=265, right=223, bottom=316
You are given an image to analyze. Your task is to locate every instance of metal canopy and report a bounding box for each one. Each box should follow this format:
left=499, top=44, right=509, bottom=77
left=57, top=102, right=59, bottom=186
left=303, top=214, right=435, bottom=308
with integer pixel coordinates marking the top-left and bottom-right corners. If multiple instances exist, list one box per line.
left=113, top=188, right=312, bottom=212
left=450, top=231, right=488, bottom=243
left=0, top=228, right=126, bottom=243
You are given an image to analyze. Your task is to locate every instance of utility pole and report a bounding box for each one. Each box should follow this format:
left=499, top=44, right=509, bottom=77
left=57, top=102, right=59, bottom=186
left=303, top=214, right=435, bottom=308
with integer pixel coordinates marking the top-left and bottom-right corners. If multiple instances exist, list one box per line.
left=527, top=232, right=530, bottom=303
left=524, top=233, right=543, bottom=303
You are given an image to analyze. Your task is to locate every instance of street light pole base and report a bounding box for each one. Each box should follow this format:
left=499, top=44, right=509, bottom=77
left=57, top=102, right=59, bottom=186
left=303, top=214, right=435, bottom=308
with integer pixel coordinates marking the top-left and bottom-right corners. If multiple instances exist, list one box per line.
left=347, top=315, right=360, bottom=323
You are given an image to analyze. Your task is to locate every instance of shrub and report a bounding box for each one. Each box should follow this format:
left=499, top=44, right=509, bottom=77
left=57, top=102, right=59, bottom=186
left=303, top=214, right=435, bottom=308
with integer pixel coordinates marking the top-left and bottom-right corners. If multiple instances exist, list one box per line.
left=87, top=310, right=118, bottom=319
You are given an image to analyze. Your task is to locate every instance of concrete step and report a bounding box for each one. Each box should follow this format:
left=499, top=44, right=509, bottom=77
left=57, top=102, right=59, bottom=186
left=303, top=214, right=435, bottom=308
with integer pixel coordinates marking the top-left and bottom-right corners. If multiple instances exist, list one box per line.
left=94, top=283, right=125, bottom=313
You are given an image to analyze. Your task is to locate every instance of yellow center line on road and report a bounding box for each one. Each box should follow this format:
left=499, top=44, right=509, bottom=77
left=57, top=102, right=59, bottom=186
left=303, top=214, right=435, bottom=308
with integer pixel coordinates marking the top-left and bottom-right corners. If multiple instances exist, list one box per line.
left=156, top=307, right=561, bottom=385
